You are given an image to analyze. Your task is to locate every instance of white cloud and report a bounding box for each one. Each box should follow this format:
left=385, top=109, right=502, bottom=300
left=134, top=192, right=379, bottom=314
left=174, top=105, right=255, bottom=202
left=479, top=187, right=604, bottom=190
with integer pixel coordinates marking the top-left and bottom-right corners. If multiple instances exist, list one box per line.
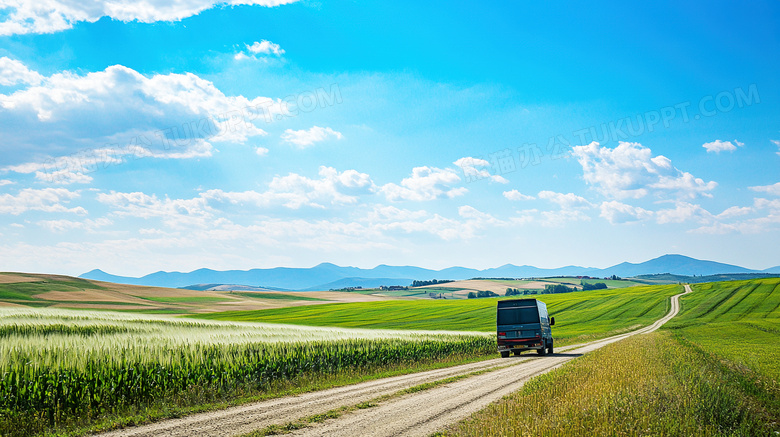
left=255, top=147, right=269, bottom=156
left=5, top=141, right=213, bottom=185
left=772, top=140, right=780, bottom=157
left=537, top=190, right=592, bottom=209
left=599, top=201, right=652, bottom=224
left=655, top=202, right=713, bottom=224
left=0, top=57, right=43, bottom=86
left=702, top=139, right=743, bottom=153
left=539, top=209, right=591, bottom=227
left=458, top=205, right=499, bottom=223
left=571, top=141, right=717, bottom=199
left=203, top=166, right=375, bottom=209
left=381, top=167, right=465, bottom=202
left=503, top=189, right=534, bottom=201
left=0, top=61, right=275, bottom=173
left=246, top=40, right=285, bottom=56
left=97, top=191, right=215, bottom=228
left=0, top=180, right=14, bottom=186
left=38, top=217, right=112, bottom=232
left=0, top=0, right=300, bottom=36
left=453, top=157, right=507, bottom=183
left=366, top=204, right=506, bottom=240
left=689, top=198, right=780, bottom=235
left=531, top=191, right=593, bottom=227
left=39, top=168, right=94, bottom=185
left=0, top=188, right=85, bottom=215
left=749, top=182, right=780, bottom=196
left=281, top=126, right=343, bottom=148
left=716, top=205, right=753, bottom=219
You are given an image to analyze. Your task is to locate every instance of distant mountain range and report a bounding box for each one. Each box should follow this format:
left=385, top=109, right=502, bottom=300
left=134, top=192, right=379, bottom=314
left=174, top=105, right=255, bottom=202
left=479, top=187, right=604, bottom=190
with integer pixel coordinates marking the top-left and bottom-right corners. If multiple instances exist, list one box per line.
left=80, top=254, right=780, bottom=291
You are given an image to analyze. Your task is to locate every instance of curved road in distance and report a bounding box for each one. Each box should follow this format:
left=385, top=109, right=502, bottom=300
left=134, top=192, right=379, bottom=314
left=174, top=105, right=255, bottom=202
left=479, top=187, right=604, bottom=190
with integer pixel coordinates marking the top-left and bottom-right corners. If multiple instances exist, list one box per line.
left=98, top=285, right=692, bottom=437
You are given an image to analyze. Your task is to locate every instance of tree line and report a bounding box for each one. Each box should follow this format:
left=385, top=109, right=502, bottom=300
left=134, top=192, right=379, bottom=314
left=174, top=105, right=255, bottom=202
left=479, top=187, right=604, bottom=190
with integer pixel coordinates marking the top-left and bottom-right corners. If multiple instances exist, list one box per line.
left=412, top=279, right=454, bottom=287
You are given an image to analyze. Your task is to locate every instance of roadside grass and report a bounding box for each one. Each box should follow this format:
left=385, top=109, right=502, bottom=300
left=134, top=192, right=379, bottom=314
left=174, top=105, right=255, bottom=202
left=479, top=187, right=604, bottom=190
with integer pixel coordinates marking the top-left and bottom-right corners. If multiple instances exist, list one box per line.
left=191, top=284, right=681, bottom=346
left=444, top=278, right=780, bottom=437
left=443, top=331, right=778, bottom=437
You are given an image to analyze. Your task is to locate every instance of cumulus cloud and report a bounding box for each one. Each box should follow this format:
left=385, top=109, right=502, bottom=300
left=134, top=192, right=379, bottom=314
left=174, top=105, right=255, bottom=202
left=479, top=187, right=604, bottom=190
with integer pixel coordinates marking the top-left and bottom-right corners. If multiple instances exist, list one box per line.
left=38, top=217, right=112, bottom=232
left=97, top=191, right=216, bottom=228
left=5, top=140, right=213, bottom=185
left=0, top=61, right=276, bottom=174
left=0, top=57, right=43, bottom=86
left=532, top=191, right=593, bottom=226
left=247, top=40, right=285, bottom=55
left=235, top=40, right=286, bottom=60
left=655, top=202, right=713, bottom=224
left=503, top=189, right=534, bottom=201
left=255, top=147, right=269, bottom=156
left=750, top=182, right=780, bottom=196
left=692, top=198, right=780, bottom=234
left=0, top=0, right=300, bottom=36
left=716, top=205, right=753, bottom=219
left=571, top=141, right=717, bottom=199
left=599, top=201, right=652, bottom=224
left=281, top=126, right=343, bottom=148
left=537, top=191, right=592, bottom=209
left=203, top=166, right=376, bottom=210
left=381, top=167, right=465, bottom=202
left=0, top=188, right=85, bottom=215
left=453, top=157, right=508, bottom=183
left=702, top=139, right=743, bottom=153
left=366, top=204, right=506, bottom=240
left=98, top=167, right=374, bottom=225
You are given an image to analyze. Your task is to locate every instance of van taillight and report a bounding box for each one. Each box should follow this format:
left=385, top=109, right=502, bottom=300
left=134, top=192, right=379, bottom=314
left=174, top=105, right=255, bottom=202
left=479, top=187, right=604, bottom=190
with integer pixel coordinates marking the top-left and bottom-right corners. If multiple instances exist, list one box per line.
left=498, top=332, right=506, bottom=336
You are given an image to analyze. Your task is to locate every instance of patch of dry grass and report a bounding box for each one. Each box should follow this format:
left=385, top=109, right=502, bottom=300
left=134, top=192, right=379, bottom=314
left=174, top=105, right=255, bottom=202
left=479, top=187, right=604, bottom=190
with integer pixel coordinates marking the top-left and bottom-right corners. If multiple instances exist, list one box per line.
left=444, top=331, right=777, bottom=437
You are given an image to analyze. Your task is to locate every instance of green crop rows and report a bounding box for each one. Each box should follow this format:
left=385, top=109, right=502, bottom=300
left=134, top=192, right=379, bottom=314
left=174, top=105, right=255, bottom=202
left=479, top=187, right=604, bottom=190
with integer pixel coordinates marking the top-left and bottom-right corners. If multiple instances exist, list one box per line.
left=0, top=309, right=492, bottom=436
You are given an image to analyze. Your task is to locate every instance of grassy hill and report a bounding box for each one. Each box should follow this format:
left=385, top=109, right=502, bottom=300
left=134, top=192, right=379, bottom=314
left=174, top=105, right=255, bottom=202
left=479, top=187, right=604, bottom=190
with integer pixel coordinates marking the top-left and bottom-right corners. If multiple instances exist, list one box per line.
left=0, top=272, right=377, bottom=314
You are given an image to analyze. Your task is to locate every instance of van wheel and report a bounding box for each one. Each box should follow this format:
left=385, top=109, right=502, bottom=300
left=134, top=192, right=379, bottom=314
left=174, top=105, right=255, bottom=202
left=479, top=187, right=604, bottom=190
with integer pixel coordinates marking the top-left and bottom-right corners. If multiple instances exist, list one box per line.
left=537, top=344, right=547, bottom=355
left=548, top=341, right=554, bottom=355
left=500, top=351, right=509, bottom=358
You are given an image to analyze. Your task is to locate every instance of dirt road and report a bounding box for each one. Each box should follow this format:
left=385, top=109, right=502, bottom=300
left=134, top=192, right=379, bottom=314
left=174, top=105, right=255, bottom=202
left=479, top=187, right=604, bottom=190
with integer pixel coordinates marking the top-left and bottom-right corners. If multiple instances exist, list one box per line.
left=97, top=286, right=691, bottom=437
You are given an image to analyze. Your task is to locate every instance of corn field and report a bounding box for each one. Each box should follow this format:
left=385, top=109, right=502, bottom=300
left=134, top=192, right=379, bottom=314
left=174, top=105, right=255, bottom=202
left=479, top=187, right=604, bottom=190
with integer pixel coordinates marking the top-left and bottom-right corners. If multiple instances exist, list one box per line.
left=0, top=308, right=493, bottom=435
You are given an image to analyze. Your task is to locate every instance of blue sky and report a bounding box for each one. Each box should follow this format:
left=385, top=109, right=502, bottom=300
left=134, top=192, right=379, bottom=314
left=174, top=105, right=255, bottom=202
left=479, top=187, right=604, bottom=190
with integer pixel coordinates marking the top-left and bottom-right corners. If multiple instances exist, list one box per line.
left=0, top=0, right=778, bottom=276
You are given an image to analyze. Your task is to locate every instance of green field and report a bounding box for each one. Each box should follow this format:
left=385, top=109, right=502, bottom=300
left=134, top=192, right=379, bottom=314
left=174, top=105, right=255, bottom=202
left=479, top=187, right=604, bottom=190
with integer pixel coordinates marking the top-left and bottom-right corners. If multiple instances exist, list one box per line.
left=0, top=277, right=105, bottom=305
left=0, top=308, right=492, bottom=437
left=143, top=296, right=234, bottom=304
left=667, top=278, right=780, bottom=394
left=443, top=278, right=780, bottom=436
left=227, top=291, right=328, bottom=301
left=0, top=273, right=338, bottom=314
left=192, top=284, right=681, bottom=345
left=528, top=277, right=645, bottom=288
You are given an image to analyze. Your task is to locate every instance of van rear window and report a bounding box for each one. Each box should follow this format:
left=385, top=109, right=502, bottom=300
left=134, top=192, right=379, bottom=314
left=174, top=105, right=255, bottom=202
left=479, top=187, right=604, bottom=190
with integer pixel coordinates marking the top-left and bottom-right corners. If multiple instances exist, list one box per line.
left=497, top=307, right=539, bottom=325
